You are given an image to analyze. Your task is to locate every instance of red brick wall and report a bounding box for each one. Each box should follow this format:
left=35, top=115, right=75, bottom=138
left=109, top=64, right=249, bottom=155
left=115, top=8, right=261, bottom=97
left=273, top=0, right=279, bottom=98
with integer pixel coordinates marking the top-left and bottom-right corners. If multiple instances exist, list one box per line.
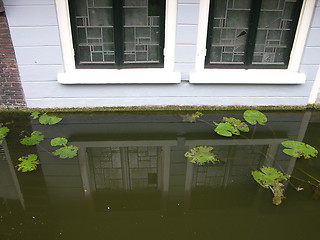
left=0, top=11, right=25, bottom=107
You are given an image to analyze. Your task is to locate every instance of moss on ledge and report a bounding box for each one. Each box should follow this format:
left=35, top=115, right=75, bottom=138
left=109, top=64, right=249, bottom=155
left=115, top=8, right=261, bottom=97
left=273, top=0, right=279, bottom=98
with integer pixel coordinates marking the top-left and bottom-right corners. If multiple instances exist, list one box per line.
left=0, top=104, right=319, bottom=114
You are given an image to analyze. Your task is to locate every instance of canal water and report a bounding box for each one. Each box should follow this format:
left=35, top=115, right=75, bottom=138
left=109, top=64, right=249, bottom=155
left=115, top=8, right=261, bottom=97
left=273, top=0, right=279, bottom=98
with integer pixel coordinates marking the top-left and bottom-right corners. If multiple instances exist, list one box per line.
left=0, top=110, right=319, bottom=240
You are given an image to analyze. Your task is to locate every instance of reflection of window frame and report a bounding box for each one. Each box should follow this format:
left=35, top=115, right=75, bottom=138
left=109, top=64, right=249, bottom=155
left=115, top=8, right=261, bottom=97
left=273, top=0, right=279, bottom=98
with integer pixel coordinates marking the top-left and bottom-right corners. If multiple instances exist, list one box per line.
left=68, top=0, right=166, bottom=69
left=205, top=0, right=303, bottom=69
left=0, top=141, right=25, bottom=208
left=190, top=0, right=316, bottom=84
left=74, top=140, right=175, bottom=196
left=55, top=0, right=180, bottom=84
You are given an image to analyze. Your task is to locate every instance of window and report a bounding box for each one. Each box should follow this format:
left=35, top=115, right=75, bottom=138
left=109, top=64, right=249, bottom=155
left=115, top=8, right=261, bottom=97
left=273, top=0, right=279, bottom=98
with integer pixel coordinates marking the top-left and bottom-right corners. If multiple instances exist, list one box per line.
left=205, top=0, right=303, bottom=69
left=55, top=0, right=179, bottom=84
left=68, top=0, right=166, bottom=69
left=191, top=0, right=314, bottom=84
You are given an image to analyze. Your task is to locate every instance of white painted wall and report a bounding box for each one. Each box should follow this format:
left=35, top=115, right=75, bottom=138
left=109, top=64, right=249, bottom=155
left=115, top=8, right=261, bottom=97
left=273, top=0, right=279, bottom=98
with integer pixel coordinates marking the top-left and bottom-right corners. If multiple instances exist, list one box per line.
left=3, top=0, right=320, bottom=108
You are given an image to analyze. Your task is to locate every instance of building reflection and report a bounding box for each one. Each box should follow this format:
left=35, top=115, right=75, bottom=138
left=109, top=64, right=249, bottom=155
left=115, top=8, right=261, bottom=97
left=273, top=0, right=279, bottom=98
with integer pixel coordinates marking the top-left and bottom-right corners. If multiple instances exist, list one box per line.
left=0, top=111, right=317, bottom=213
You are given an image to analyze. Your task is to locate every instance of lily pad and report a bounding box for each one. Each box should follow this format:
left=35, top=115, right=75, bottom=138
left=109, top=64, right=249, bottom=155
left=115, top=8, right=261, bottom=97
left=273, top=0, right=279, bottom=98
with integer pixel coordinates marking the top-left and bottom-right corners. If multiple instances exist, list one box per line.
left=223, top=117, right=249, bottom=133
left=53, top=145, right=79, bottom=159
left=214, top=122, right=240, bottom=137
left=243, top=110, right=267, bottom=125
left=31, top=112, right=41, bottom=119
left=20, top=131, right=44, bottom=146
left=281, top=140, right=318, bottom=159
left=39, top=113, right=62, bottom=125
left=185, top=146, right=219, bottom=165
left=51, top=137, right=68, bottom=147
left=252, top=167, right=288, bottom=188
left=252, top=167, right=288, bottom=206
left=16, top=154, right=40, bottom=172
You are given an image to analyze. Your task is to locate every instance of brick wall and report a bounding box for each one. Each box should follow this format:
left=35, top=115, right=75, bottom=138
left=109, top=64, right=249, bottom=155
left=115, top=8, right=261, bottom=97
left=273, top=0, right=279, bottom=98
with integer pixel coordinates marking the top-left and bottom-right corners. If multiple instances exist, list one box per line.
left=0, top=11, right=25, bottom=107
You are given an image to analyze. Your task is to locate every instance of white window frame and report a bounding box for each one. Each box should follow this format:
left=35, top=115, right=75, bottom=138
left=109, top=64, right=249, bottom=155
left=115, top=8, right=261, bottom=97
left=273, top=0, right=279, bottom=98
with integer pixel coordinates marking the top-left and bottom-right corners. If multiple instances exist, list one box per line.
left=55, top=0, right=180, bottom=84
left=190, top=0, right=316, bottom=84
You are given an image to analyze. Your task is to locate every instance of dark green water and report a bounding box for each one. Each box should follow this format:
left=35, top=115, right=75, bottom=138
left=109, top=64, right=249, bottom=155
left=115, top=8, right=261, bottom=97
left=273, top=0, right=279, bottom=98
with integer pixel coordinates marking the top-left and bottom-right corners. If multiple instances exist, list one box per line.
left=0, top=111, right=319, bottom=240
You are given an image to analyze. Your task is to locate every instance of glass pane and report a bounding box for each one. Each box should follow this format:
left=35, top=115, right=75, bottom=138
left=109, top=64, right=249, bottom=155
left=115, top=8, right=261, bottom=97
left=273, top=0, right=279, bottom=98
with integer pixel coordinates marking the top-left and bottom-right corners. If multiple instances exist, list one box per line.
left=72, top=0, right=115, bottom=65
left=208, top=0, right=251, bottom=65
left=88, top=146, right=160, bottom=190
left=252, top=0, right=298, bottom=65
left=123, top=0, right=162, bottom=64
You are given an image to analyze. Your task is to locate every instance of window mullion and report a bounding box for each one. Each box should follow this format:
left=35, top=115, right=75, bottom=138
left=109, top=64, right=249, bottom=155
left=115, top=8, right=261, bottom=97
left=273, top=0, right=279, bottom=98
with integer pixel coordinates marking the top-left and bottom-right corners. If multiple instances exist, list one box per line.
left=113, top=0, right=124, bottom=68
left=244, top=0, right=262, bottom=67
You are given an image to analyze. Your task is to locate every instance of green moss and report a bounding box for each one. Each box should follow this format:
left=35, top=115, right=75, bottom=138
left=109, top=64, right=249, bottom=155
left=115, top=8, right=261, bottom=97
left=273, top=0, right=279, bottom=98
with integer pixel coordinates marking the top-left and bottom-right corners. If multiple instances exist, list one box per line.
left=0, top=104, right=319, bottom=114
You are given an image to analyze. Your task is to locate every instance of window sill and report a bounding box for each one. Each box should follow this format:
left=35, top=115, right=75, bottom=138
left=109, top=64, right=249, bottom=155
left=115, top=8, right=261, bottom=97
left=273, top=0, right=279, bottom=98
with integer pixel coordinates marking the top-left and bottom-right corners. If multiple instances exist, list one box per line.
left=58, top=69, right=181, bottom=84
left=189, top=69, right=306, bottom=84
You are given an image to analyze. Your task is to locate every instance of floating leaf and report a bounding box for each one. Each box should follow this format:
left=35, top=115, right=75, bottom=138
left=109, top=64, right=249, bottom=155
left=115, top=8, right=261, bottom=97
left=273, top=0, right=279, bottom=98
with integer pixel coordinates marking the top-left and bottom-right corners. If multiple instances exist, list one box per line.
left=214, top=122, right=240, bottom=137
left=0, top=124, right=10, bottom=144
left=16, top=154, right=40, bottom=172
left=252, top=167, right=288, bottom=205
left=181, top=112, right=203, bottom=123
left=51, top=137, right=68, bottom=147
left=185, top=146, right=219, bottom=165
left=243, top=110, right=267, bottom=125
left=20, top=131, right=44, bottom=146
left=39, top=113, right=62, bottom=125
left=222, top=117, right=249, bottom=133
left=31, top=112, right=41, bottom=119
left=52, top=145, right=79, bottom=159
left=252, top=167, right=288, bottom=188
left=281, top=140, right=318, bottom=159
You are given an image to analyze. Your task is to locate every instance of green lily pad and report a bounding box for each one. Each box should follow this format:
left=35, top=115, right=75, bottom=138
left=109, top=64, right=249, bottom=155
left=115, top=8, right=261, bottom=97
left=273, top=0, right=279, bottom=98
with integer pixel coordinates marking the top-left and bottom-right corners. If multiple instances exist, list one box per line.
left=20, top=131, right=44, bottom=146
left=53, top=145, right=79, bottom=159
left=16, top=154, right=40, bottom=172
left=31, top=112, right=41, bottom=119
left=51, top=137, right=68, bottom=147
left=214, top=122, right=240, bottom=137
left=252, top=167, right=288, bottom=206
left=281, top=140, right=318, bottom=159
left=223, top=117, right=249, bottom=133
left=39, top=113, right=62, bottom=125
left=252, top=167, right=288, bottom=188
left=243, top=110, right=267, bottom=125
left=185, top=146, right=219, bottom=165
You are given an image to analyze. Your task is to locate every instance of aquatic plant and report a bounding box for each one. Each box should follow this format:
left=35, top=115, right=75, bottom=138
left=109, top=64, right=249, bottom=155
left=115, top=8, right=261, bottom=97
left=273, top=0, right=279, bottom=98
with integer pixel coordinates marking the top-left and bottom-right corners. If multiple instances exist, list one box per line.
left=31, top=112, right=41, bottom=119
left=16, top=154, right=40, bottom=172
left=252, top=167, right=288, bottom=205
left=0, top=124, right=10, bottom=144
left=182, top=111, right=203, bottom=123
left=31, top=112, right=62, bottom=125
left=243, top=110, right=268, bottom=125
left=51, top=137, right=78, bottom=159
left=185, top=146, right=219, bottom=165
left=20, top=131, right=44, bottom=146
left=281, top=140, right=318, bottom=159
left=213, top=117, right=249, bottom=137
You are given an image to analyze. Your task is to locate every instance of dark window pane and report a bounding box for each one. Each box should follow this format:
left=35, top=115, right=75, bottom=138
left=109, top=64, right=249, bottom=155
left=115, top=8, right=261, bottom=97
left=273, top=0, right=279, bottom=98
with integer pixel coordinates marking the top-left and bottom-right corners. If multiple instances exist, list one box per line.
left=253, top=0, right=299, bottom=64
left=70, top=0, right=115, bottom=65
left=207, top=0, right=251, bottom=64
left=123, top=0, right=162, bottom=64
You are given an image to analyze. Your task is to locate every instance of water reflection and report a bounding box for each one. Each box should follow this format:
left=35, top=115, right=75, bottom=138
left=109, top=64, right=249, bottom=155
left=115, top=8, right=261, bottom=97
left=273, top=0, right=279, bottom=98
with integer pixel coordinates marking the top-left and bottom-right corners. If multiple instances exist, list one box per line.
left=0, top=111, right=319, bottom=239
